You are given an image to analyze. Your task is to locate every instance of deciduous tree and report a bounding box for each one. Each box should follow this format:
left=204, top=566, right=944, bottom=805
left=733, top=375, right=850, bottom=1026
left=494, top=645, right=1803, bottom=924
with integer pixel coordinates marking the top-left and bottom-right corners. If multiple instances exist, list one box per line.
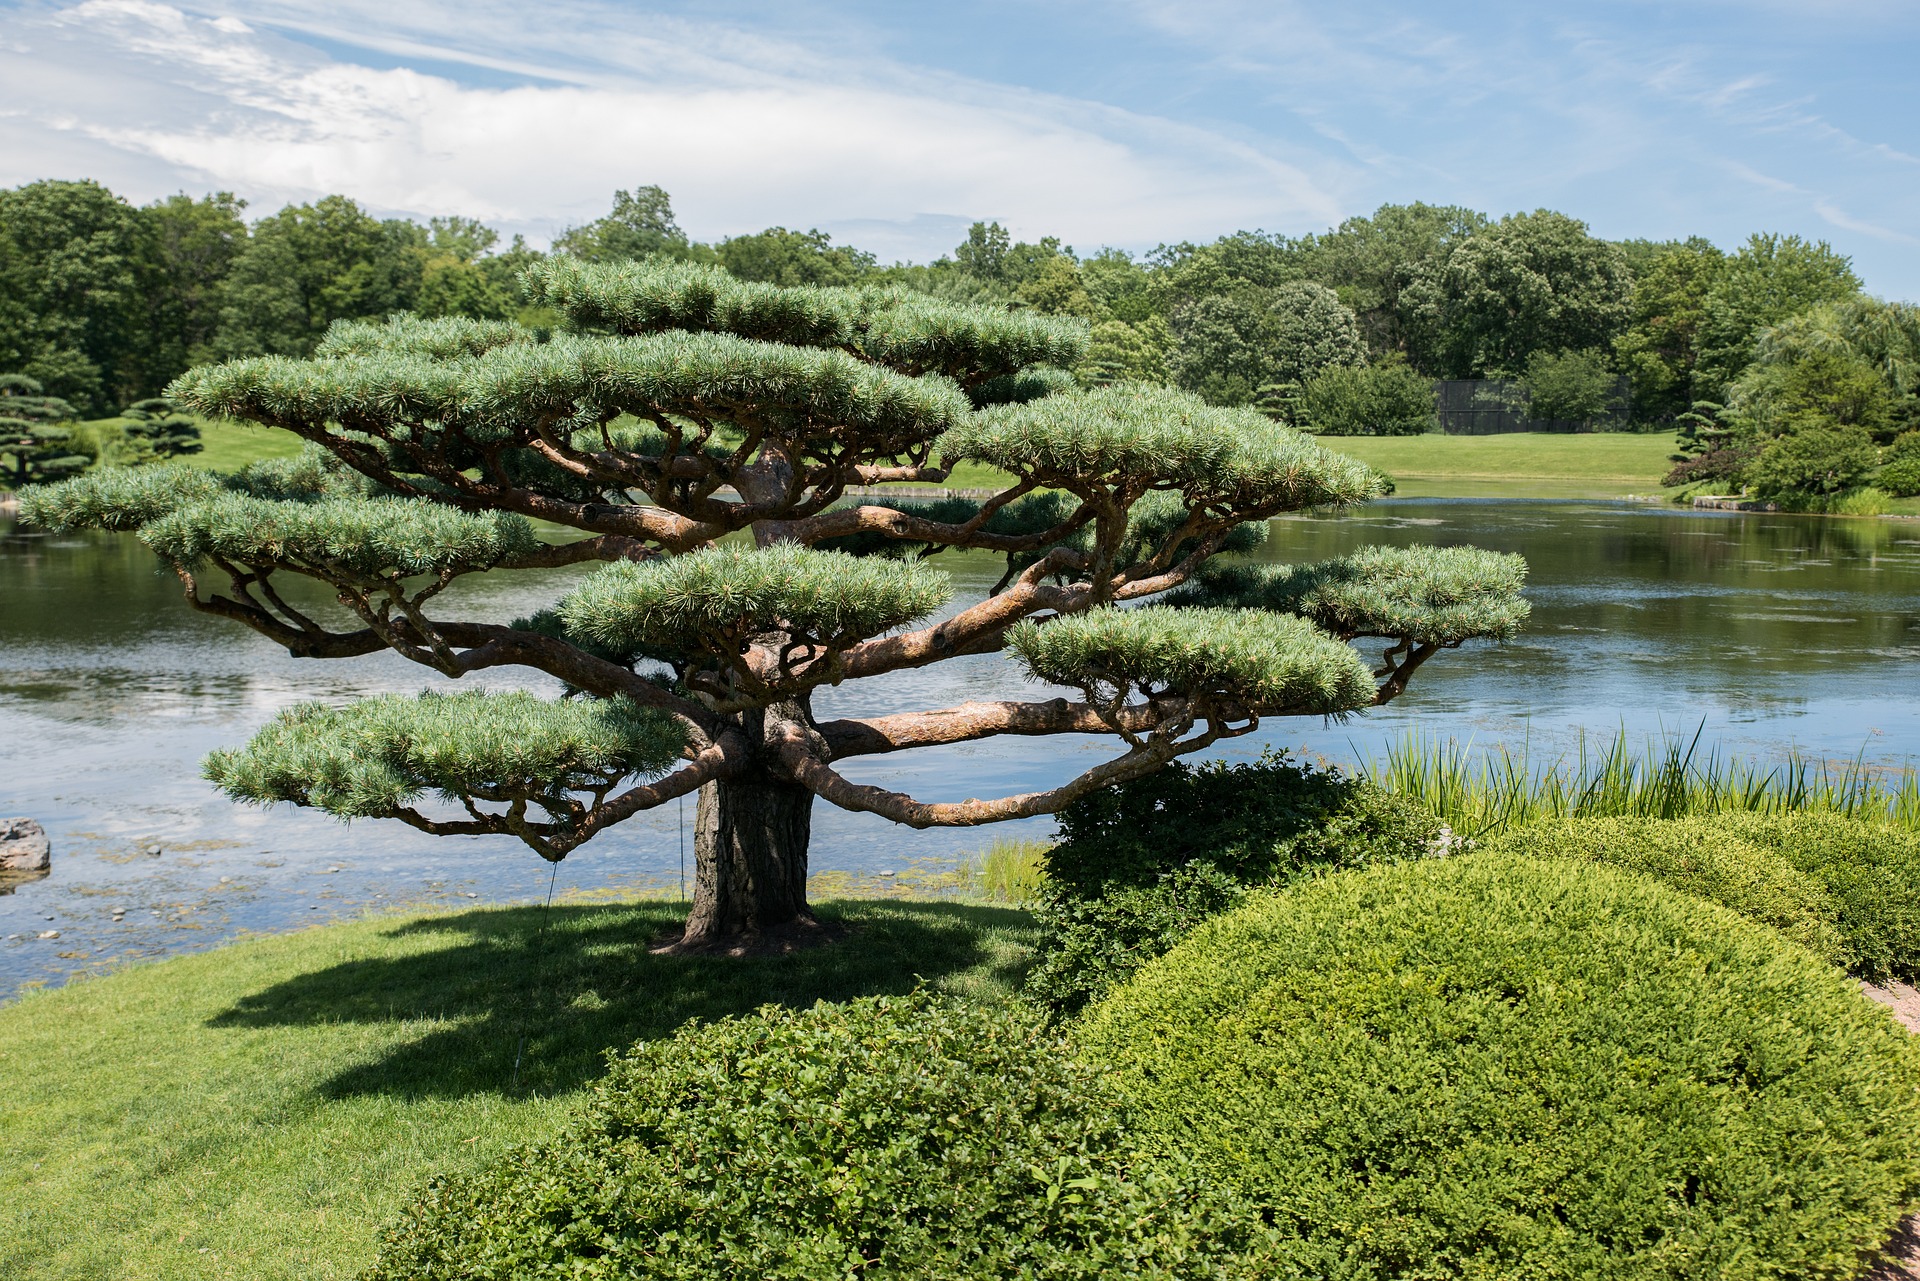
left=1301, top=202, right=1488, bottom=361
left=553, top=185, right=703, bottom=264
left=1694, top=233, right=1860, bottom=398
left=1612, top=237, right=1725, bottom=425
left=0, top=179, right=155, bottom=413
left=1403, top=210, right=1632, bottom=379
left=214, top=195, right=429, bottom=358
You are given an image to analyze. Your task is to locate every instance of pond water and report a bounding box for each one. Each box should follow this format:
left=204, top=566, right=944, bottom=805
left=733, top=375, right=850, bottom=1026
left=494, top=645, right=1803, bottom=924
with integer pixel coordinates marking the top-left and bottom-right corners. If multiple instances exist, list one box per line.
left=4, top=498, right=1919, bottom=996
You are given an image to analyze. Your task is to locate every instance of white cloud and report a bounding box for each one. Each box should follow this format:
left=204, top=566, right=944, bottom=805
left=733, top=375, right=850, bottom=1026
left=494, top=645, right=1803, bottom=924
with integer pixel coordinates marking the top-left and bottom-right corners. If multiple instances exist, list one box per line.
left=1814, top=200, right=1919, bottom=245
left=0, top=0, right=1345, bottom=255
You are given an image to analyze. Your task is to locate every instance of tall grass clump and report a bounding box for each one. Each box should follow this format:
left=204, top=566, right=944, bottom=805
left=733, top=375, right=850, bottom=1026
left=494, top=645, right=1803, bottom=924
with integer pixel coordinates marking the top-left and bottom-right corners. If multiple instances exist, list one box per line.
left=1365, top=723, right=1920, bottom=839
left=954, top=838, right=1049, bottom=906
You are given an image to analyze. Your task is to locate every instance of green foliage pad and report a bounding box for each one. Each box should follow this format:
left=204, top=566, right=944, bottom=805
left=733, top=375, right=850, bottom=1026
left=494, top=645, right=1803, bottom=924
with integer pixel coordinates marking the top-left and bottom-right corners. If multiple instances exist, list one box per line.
left=170, top=331, right=973, bottom=454
left=561, top=543, right=952, bottom=655
left=205, top=691, right=685, bottom=821
left=1007, top=606, right=1375, bottom=710
left=522, top=257, right=1088, bottom=384
left=941, top=383, right=1383, bottom=511
left=1082, top=852, right=1920, bottom=1280
left=141, top=493, right=539, bottom=579
left=1173, top=544, right=1531, bottom=645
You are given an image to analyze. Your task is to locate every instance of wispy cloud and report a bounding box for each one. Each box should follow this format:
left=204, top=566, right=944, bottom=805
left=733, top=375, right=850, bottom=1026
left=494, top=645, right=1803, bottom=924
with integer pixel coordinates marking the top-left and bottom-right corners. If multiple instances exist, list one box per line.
left=1813, top=200, right=1919, bottom=245
left=0, top=0, right=1343, bottom=256
left=0, top=0, right=1915, bottom=294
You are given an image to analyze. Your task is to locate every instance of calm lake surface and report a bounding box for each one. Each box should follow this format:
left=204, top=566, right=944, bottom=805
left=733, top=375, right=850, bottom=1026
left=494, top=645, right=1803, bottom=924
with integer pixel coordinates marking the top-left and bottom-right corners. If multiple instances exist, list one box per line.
left=4, top=498, right=1919, bottom=995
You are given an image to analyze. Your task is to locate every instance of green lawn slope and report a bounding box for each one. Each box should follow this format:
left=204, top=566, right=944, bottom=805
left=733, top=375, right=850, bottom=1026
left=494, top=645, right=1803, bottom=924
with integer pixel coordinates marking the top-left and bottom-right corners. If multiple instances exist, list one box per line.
left=0, top=899, right=1036, bottom=1280
left=1322, top=431, right=1680, bottom=498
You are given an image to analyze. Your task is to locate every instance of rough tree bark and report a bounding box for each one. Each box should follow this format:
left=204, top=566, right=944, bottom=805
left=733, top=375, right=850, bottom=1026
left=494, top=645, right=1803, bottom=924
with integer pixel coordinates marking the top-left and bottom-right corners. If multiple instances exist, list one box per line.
left=676, top=696, right=822, bottom=949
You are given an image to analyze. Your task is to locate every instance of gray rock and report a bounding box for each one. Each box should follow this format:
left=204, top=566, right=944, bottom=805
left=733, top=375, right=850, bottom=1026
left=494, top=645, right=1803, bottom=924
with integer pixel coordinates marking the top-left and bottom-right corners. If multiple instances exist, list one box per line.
left=0, top=818, right=50, bottom=873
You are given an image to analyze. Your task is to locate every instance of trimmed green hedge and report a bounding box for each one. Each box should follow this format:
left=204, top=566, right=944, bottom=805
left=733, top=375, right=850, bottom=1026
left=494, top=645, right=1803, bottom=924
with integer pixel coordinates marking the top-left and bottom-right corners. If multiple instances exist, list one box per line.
left=363, top=992, right=1270, bottom=1279
left=1491, top=812, right=1920, bottom=981
left=1484, top=816, right=1845, bottom=964
left=1081, top=852, right=1920, bottom=1281
left=1721, top=812, right=1920, bottom=981
left=1026, top=754, right=1444, bottom=1014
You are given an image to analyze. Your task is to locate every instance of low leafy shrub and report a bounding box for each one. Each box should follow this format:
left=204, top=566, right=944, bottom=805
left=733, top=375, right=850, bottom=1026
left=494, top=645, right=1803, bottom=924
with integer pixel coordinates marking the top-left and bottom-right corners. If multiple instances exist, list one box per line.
left=1299, top=358, right=1437, bottom=436
left=1026, top=753, right=1445, bottom=1014
left=1748, top=425, right=1879, bottom=500
left=364, top=992, right=1268, bottom=1280
left=1719, top=811, right=1920, bottom=982
left=1484, top=816, right=1844, bottom=963
left=1081, top=852, right=1920, bottom=1281
left=1879, top=432, right=1920, bottom=496
left=1829, top=485, right=1892, bottom=516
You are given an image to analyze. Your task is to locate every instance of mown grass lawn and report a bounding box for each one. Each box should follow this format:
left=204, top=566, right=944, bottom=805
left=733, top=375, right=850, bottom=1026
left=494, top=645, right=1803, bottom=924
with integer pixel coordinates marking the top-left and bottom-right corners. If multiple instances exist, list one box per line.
left=75, top=416, right=307, bottom=474
left=1321, top=430, right=1681, bottom=498
left=0, top=899, right=1038, bottom=1280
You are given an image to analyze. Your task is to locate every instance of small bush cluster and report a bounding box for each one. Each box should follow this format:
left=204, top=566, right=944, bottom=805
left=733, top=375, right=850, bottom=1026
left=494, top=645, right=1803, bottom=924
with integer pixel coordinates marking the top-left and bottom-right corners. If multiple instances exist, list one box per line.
left=1879, top=431, right=1920, bottom=496
left=1080, top=852, right=1920, bottom=1280
left=1492, top=812, right=1920, bottom=980
left=363, top=992, right=1269, bottom=1280
left=1026, top=754, right=1444, bottom=1013
left=1298, top=359, right=1437, bottom=436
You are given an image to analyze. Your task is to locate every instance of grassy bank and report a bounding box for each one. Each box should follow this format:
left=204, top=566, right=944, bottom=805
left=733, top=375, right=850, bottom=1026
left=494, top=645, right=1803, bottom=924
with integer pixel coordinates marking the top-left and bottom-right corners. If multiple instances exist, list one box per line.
left=1322, top=430, right=1679, bottom=499
left=0, top=898, right=1037, bottom=1280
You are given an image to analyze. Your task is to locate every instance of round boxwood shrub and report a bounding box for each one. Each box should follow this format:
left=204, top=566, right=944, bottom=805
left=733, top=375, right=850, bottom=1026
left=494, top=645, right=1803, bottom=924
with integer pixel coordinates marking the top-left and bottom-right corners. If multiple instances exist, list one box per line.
left=1484, top=816, right=1845, bottom=964
left=1080, top=852, right=1920, bottom=1281
left=1717, top=811, right=1920, bottom=982
left=1027, top=752, right=1445, bottom=1014
left=363, top=992, right=1269, bottom=1280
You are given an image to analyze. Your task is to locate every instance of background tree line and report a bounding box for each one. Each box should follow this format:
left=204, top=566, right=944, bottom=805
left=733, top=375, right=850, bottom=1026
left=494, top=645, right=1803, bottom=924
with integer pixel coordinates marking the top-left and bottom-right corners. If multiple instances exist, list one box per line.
left=3, top=176, right=1915, bottom=499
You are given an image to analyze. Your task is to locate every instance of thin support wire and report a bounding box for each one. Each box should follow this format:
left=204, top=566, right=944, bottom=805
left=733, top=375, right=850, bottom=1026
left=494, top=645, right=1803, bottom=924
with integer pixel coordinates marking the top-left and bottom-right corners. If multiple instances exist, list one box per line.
left=509, top=858, right=561, bottom=1093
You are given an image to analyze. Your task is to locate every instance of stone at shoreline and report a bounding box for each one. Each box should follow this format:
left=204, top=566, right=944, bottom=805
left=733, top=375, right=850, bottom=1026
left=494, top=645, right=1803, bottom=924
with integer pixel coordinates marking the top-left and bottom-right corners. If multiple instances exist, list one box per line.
left=0, top=818, right=50, bottom=874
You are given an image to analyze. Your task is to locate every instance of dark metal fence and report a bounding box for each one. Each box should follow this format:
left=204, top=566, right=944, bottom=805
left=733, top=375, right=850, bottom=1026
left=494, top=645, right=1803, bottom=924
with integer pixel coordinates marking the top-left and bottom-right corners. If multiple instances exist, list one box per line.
left=1433, top=377, right=1631, bottom=435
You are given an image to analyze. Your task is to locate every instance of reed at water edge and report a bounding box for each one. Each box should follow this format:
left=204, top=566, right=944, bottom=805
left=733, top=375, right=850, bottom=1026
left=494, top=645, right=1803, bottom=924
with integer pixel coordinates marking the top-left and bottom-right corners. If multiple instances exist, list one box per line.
left=1360, top=724, right=1920, bottom=840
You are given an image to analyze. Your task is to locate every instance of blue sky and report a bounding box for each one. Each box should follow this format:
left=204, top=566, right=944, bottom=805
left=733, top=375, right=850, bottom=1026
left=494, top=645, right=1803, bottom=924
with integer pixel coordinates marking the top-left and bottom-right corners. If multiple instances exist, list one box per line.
left=2, top=0, right=1915, bottom=296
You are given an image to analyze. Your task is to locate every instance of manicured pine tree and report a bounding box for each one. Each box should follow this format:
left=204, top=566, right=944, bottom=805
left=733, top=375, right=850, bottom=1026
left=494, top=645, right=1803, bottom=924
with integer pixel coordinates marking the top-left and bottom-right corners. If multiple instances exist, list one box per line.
left=119, top=397, right=204, bottom=460
left=0, top=374, right=87, bottom=486
left=20, top=261, right=1527, bottom=950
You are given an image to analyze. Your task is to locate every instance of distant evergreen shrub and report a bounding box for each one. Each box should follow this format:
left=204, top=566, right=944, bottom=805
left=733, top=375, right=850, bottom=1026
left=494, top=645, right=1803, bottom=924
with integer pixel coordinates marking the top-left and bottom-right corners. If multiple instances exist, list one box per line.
left=365, top=992, right=1270, bottom=1280
left=1081, top=852, right=1920, bottom=1281
left=1025, top=754, right=1444, bottom=1014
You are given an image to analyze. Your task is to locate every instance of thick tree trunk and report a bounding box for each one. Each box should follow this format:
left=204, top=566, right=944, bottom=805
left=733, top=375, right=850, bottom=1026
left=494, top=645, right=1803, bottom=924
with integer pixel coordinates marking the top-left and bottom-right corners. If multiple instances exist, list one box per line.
left=674, top=698, right=823, bottom=951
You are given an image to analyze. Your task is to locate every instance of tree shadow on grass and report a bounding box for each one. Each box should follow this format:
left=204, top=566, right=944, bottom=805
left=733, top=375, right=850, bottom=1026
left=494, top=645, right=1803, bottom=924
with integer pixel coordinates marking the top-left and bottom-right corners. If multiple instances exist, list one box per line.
left=208, top=898, right=1036, bottom=1101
